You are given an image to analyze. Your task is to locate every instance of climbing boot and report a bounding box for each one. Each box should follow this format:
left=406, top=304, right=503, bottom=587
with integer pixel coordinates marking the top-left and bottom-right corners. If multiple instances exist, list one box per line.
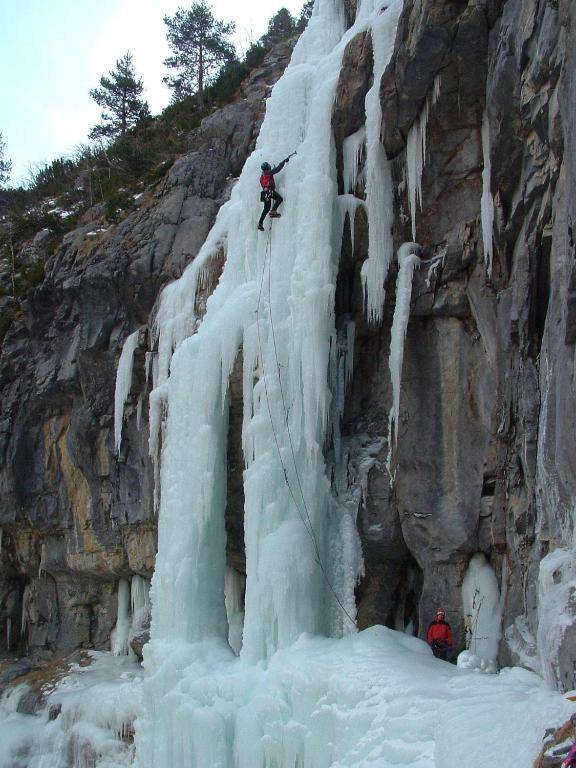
left=258, top=223, right=265, bottom=231
left=269, top=211, right=281, bottom=218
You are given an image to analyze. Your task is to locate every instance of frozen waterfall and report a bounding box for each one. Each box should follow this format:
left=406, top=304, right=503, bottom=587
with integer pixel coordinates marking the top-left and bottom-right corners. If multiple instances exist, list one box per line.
left=459, top=554, right=502, bottom=673
left=135, top=0, right=404, bottom=765
left=3, top=1, right=576, bottom=766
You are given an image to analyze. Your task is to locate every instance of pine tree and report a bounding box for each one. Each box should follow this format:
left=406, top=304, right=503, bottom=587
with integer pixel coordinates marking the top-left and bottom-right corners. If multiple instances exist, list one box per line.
left=89, top=53, right=149, bottom=141
left=163, top=2, right=235, bottom=107
left=261, top=8, right=297, bottom=48
left=0, top=133, right=12, bottom=187
left=297, top=0, right=314, bottom=32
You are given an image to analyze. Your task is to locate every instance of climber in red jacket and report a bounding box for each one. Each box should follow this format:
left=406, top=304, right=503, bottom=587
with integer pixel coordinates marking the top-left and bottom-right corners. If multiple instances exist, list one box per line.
left=258, top=154, right=294, bottom=231
left=427, top=608, right=453, bottom=660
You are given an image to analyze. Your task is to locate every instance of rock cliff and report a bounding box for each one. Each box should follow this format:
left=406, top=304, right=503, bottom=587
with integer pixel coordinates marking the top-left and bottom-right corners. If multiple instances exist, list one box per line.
left=1, top=0, right=575, bottom=693
left=0, top=41, right=293, bottom=660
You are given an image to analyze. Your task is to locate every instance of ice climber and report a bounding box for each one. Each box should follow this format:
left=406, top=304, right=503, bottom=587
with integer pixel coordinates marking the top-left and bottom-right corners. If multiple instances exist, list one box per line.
left=427, top=608, right=453, bottom=660
left=257, top=155, right=293, bottom=231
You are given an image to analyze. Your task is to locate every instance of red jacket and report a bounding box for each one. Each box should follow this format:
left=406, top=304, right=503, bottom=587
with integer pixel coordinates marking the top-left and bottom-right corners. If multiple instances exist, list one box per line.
left=260, top=171, right=275, bottom=190
left=427, top=620, right=453, bottom=646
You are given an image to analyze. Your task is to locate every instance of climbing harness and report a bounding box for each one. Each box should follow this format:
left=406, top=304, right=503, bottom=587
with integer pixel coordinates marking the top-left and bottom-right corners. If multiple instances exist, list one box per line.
left=255, top=223, right=356, bottom=629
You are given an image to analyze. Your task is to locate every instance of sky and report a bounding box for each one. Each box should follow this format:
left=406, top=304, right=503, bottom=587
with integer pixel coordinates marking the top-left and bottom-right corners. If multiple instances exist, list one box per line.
left=0, top=0, right=304, bottom=185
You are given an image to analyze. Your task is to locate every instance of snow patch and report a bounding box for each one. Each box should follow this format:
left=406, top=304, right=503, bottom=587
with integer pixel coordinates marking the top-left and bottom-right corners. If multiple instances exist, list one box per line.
left=0, top=652, right=143, bottom=767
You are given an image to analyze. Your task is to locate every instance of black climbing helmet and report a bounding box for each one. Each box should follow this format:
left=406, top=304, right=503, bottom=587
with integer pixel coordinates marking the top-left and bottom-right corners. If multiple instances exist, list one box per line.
left=261, top=162, right=271, bottom=171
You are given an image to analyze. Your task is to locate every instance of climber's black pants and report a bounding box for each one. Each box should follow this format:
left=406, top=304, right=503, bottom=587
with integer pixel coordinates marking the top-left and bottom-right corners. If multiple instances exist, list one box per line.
left=258, top=191, right=283, bottom=227
left=431, top=641, right=450, bottom=660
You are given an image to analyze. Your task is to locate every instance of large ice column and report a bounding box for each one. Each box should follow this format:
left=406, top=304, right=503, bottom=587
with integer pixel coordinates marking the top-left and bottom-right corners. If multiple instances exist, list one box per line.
left=387, top=243, right=421, bottom=469
left=111, top=579, right=131, bottom=657
left=361, top=1, right=404, bottom=322
left=460, top=553, right=502, bottom=672
left=481, top=110, right=495, bottom=276
left=241, top=0, right=352, bottom=662
left=131, top=575, right=151, bottom=636
left=144, top=0, right=346, bottom=654
left=136, top=2, right=405, bottom=765
left=150, top=331, right=231, bottom=644
left=326, top=318, right=363, bottom=636
left=114, top=330, right=140, bottom=453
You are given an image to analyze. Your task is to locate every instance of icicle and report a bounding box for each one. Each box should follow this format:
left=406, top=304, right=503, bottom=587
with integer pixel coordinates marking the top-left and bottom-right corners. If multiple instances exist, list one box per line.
left=406, top=74, right=441, bottom=240
left=387, top=243, right=421, bottom=473
left=342, top=126, right=366, bottom=193
left=224, top=567, right=245, bottom=655
left=432, top=73, right=442, bottom=106
left=6, top=617, right=11, bottom=650
left=345, top=320, right=355, bottom=385
left=361, top=3, right=404, bottom=323
left=111, top=579, right=131, bottom=656
left=114, top=330, right=140, bottom=453
left=130, top=575, right=151, bottom=635
left=20, top=585, right=29, bottom=637
left=148, top=384, right=167, bottom=513
left=329, top=320, right=355, bottom=464
left=337, top=194, right=364, bottom=253
left=406, top=107, right=427, bottom=239
left=481, top=110, right=495, bottom=276
left=136, top=396, right=143, bottom=432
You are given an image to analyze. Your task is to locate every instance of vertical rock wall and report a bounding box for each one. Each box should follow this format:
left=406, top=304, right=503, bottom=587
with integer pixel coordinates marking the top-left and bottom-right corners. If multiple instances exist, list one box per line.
left=332, top=0, right=576, bottom=688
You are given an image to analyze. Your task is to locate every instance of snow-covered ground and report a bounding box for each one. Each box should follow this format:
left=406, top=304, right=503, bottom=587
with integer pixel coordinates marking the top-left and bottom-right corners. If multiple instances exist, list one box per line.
left=0, top=652, right=143, bottom=768
left=0, top=629, right=573, bottom=768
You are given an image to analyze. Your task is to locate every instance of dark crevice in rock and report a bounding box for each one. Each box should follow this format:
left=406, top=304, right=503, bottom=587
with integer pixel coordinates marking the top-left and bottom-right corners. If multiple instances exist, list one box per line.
left=225, top=352, right=246, bottom=575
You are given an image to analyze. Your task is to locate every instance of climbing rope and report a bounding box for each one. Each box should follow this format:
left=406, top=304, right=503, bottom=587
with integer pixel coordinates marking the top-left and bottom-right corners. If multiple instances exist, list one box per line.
left=255, top=223, right=356, bottom=629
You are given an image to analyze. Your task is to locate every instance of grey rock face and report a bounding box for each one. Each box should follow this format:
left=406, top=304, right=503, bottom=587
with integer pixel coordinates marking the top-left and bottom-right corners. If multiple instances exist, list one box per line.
left=329, top=0, right=576, bottom=689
